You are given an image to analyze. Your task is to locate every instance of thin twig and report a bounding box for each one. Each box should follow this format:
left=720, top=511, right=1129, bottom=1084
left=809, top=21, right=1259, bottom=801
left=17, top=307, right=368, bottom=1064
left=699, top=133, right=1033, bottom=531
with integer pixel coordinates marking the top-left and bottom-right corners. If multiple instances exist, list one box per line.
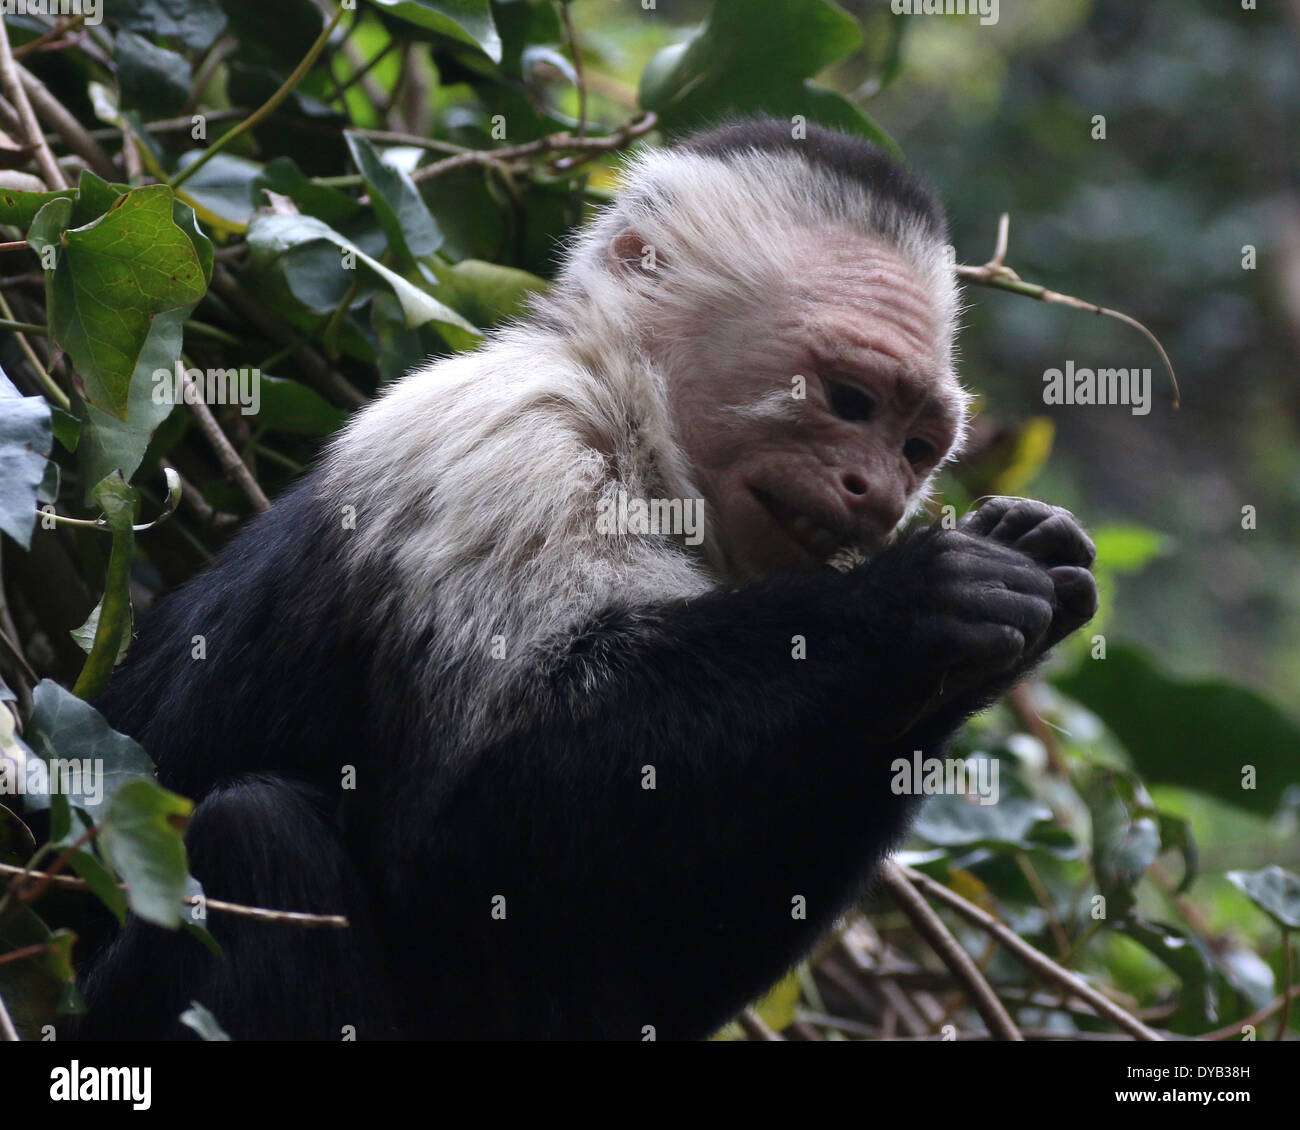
left=899, top=864, right=1163, bottom=1041
left=0, top=20, right=66, bottom=188
left=408, top=111, right=657, bottom=186
left=19, top=66, right=116, bottom=180
left=12, top=13, right=86, bottom=60
left=77, top=108, right=249, bottom=142
left=180, top=367, right=271, bottom=512
left=183, top=35, right=236, bottom=116
left=326, top=37, right=397, bottom=106
left=879, top=860, right=1023, bottom=1040
left=1276, top=931, right=1293, bottom=1041
left=957, top=213, right=1180, bottom=408
left=8, top=823, right=98, bottom=909
left=0, top=860, right=348, bottom=927
left=349, top=128, right=469, bottom=155
left=0, top=288, right=68, bottom=408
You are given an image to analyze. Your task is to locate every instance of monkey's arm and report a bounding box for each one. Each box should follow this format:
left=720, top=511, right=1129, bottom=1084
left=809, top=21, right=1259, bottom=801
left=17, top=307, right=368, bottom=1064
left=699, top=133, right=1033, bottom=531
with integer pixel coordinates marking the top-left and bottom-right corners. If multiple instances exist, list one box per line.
left=392, top=513, right=1096, bottom=1039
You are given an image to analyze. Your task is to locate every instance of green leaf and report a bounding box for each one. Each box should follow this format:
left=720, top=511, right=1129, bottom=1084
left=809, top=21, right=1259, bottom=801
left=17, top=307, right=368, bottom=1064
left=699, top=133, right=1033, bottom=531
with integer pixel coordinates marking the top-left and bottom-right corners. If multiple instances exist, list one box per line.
left=99, top=777, right=193, bottom=929
left=117, top=0, right=228, bottom=51
left=71, top=597, right=131, bottom=664
left=23, top=680, right=155, bottom=821
left=345, top=132, right=442, bottom=260
left=913, top=791, right=1053, bottom=851
left=116, top=30, right=192, bottom=117
left=638, top=0, right=893, bottom=148
left=34, top=186, right=208, bottom=420
left=67, top=842, right=130, bottom=924
left=1056, top=645, right=1300, bottom=815
left=256, top=375, right=346, bottom=435
left=172, top=152, right=262, bottom=228
left=247, top=212, right=477, bottom=333
left=1227, top=866, right=1300, bottom=930
left=0, top=911, right=77, bottom=1037
left=75, top=307, right=186, bottom=500
left=366, top=0, right=502, bottom=62
left=0, top=366, right=53, bottom=549
left=50, top=406, right=80, bottom=451
left=0, top=187, right=74, bottom=229
left=68, top=170, right=128, bottom=228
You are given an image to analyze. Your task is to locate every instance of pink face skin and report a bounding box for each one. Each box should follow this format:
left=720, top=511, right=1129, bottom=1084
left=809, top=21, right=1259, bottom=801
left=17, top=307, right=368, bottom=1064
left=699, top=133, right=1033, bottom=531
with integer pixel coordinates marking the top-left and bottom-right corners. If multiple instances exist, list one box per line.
left=649, top=231, right=962, bottom=580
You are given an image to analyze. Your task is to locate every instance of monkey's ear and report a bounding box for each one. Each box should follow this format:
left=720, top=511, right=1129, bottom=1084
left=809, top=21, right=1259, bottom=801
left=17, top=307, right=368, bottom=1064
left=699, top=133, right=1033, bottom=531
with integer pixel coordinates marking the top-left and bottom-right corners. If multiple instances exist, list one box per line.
left=607, top=228, right=664, bottom=279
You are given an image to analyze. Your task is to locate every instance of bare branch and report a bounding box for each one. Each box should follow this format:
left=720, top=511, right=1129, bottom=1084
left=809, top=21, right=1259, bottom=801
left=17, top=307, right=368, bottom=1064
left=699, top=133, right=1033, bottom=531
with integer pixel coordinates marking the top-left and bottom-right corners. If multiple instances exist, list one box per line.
left=879, top=860, right=1023, bottom=1040
left=899, top=864, right=1164, bottom=1041
left=0, top=20, right=66, bottom=188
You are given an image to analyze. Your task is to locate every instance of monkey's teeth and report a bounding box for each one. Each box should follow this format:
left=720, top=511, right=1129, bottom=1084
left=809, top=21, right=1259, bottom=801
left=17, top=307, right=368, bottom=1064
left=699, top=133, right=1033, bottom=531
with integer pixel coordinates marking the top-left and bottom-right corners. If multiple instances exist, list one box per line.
left=826, top=544, right=868, bottom=572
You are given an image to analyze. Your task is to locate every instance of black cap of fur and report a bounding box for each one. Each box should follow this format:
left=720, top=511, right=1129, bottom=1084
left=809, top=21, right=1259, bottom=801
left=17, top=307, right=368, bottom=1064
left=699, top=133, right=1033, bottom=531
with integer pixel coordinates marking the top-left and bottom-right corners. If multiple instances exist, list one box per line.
left=680, top=117, right=947, bottom=241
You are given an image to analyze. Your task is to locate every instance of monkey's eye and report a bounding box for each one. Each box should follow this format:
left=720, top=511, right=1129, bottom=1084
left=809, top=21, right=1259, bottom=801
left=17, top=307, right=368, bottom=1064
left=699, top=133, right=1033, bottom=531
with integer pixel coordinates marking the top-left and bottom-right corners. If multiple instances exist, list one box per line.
left=904, top=437, right=938, bottom=467
left=826, top=380, right=876, bottom=422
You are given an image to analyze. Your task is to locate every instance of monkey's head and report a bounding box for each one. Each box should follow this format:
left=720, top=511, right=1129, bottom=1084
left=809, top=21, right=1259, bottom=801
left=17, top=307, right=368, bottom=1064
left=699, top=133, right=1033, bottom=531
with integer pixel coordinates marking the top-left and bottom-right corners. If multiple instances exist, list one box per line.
left=566, top=118, right=967, bottom=581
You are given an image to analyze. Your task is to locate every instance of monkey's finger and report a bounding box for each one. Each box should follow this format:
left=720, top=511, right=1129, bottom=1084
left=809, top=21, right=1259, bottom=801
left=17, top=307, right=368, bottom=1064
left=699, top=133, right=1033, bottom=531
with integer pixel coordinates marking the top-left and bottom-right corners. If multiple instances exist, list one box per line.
left=938, top=619, right=1027, bottom=674
left=956, top=495, right=1023, bottom=535
left=1015, top=512, right=1097, bottom=568
left=983, top=499, right=1060, bottom=545
left=1048, top=565, right=1099, bottom=624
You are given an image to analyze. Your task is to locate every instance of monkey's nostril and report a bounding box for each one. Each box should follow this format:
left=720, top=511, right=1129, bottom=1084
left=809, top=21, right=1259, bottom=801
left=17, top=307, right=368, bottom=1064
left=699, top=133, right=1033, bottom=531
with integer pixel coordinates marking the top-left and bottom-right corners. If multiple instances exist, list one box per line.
left=842, top=473, right=869, bottom=497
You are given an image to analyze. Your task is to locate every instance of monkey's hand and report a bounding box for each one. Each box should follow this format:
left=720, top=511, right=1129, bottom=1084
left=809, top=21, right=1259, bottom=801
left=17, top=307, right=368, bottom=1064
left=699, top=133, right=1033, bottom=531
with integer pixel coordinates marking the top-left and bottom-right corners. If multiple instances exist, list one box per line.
left=957, top=496, right=1098, bottom=653
left=881, top=528, right=1058, bottom=718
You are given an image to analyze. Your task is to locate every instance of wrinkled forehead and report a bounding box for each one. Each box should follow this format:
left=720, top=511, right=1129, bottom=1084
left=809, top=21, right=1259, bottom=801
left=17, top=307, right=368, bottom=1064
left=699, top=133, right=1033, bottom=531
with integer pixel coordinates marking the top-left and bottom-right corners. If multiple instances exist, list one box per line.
left=783, top=229, right=956, bottom=365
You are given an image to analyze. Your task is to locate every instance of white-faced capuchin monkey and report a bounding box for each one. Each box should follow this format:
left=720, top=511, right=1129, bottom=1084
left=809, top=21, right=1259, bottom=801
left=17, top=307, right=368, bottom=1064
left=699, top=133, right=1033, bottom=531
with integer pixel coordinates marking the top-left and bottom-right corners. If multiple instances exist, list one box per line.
left=78, top=117, right=1097, bottom=1040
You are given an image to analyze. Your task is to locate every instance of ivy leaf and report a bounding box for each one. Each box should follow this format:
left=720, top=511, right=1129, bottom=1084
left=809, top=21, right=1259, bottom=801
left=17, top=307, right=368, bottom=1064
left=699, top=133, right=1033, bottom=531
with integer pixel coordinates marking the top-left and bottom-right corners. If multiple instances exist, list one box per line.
left=247, top=212, right=476, bottom=333
left=0, top=366, right=53, bottom=549
left=1056, top=645, right=1300, bottom=815
left=31, top=186, right=208, bottom=420
left=116, top=30, right=191, bottom=117
left=366, top=0, right=502, bottom=63
left=22, top=680, right=155, bottom=821
left=345, top=132, right=442, bottom=260
left=0, top=186, right=74, bottom=229
left=116, top=0, right=228, bottom=52
left=639, top=0, right=893, bottom=148
left=257, top=375, right=346, bottom=436
left=98, top=777, right=193, bottom=929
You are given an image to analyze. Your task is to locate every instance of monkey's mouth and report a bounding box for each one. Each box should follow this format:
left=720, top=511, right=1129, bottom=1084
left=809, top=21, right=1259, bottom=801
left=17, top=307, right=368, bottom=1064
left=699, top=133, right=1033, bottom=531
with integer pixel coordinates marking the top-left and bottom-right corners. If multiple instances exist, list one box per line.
left=751, top=488, right=857, bottom=565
